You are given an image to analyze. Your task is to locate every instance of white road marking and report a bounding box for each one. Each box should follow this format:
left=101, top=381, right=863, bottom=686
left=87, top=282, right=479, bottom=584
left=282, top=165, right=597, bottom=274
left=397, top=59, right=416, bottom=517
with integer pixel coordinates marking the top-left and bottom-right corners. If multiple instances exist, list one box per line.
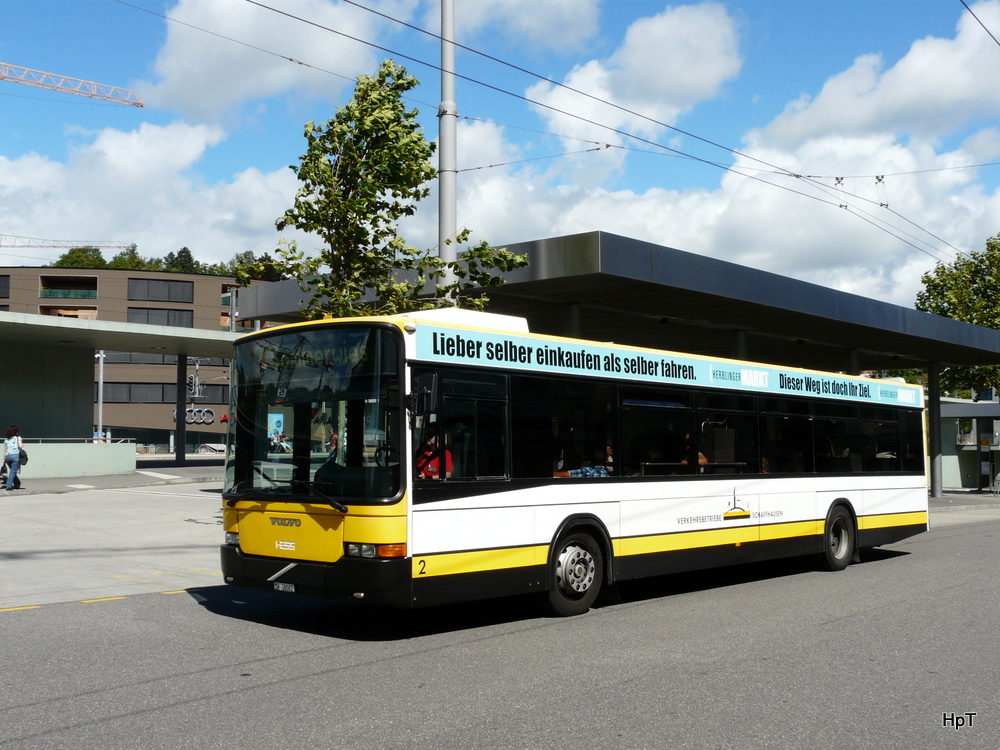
left=135, top=470, right=181, bottom=480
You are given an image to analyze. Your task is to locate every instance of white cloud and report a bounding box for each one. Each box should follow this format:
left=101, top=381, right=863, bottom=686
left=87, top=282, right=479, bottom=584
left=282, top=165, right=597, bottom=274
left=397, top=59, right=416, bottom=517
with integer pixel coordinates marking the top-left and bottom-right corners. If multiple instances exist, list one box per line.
left=762, top=1, right=1000, bottom=145
left=453, top=0, right=599, bottom=51
left=142, top=0, right=418, bottom=122
left=526, top=3, right=742, bottom=144
left=0, top=123, right=296, bottom=266
left=71, top=122, right=226, bottom=183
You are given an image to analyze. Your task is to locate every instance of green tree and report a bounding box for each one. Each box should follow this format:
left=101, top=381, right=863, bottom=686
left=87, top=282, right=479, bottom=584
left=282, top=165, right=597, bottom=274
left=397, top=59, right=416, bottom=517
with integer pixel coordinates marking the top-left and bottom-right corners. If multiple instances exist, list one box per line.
left=107, top=245, right=161, bottom=270
left=229, top=251, right=286, bottom=281
left=237, top=59, right=526, bottom=317
left=51, top=246, right=107, bottom=268
left=163, top=247, right=200, bottom=273
left=916, top=232, right=1000, bottom=394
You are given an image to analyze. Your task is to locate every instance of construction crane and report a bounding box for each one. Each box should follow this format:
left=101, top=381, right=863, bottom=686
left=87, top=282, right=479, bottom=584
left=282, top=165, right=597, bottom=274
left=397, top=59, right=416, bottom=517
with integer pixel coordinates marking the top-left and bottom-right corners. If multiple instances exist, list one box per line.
left=0, top=235, right=133, bottom=249
left=0, top=61, right=143, bottom=107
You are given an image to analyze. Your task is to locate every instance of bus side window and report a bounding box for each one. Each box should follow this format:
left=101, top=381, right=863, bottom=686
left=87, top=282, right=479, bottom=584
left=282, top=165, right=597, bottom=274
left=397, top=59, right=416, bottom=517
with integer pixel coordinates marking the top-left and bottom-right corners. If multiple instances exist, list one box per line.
left=760, top=414, right=815, bottom=473
left=698, top=412, right=758, bottom=475
left=813, top=418, right=860, bottom=473
left=511, top=375, right=613, bottom=479
left=899, top=410, right=925, bottom=472
left=419, top=369, right=509, bottom=481
left=443, top=399, right=507, bottom=479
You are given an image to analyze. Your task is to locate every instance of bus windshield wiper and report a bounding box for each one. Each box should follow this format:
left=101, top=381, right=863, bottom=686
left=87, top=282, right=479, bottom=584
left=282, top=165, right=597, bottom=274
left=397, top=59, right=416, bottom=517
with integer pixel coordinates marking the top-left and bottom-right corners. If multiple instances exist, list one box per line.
left=290, top=480, right=349, bottom=513
left=253, top=464, right=280, bottom=487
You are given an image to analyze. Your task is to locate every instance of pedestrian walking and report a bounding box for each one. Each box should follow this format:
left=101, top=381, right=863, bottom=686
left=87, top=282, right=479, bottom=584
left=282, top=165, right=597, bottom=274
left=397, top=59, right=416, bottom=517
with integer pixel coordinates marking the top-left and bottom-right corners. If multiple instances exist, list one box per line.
left=5, top=425, right=23, bottom=491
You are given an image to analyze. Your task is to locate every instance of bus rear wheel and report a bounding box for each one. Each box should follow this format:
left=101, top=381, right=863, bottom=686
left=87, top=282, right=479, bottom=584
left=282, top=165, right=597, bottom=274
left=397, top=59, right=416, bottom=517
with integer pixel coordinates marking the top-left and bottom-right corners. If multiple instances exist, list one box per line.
left=544, top=532, right=603, bottom=616
left=822, top=506, right=856, bottom=571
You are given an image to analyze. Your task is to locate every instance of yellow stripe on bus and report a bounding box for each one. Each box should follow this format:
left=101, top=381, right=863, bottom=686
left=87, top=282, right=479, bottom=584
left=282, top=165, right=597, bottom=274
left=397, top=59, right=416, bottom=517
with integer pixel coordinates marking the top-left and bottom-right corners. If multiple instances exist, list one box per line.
left=858, top=511, right=927, bottom=531
left=619, top=525, right=759, bottom=557
left=759, top=520, right=823, bottom=542
left=411, top=512, right=927, bottom=579
left=413, top=545, right=548, bottom=579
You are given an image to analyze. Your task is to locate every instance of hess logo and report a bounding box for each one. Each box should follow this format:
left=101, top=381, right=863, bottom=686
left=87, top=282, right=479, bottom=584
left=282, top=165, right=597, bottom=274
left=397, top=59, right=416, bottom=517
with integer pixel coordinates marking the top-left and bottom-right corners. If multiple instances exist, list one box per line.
left=270, top=517, right=301, bottom=527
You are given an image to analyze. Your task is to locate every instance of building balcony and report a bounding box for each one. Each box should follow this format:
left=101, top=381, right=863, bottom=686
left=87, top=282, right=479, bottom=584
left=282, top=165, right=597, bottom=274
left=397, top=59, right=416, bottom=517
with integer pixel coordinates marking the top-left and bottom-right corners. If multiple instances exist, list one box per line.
left=40, top=289, right=98, bottom=299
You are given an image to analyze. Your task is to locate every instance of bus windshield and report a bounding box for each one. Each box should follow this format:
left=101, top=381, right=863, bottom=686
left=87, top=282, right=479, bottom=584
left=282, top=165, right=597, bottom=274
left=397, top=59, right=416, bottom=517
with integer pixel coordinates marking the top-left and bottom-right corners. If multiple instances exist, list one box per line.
left=225, top=324, right=403, bottom=504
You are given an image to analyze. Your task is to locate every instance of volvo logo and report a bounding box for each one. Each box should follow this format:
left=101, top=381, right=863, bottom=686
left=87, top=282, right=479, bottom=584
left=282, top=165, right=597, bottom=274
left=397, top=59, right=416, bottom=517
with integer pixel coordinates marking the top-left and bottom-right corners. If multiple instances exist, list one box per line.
left=172, top=408, right=215, bottom=424
left=270, top=517, right=301, bottom=527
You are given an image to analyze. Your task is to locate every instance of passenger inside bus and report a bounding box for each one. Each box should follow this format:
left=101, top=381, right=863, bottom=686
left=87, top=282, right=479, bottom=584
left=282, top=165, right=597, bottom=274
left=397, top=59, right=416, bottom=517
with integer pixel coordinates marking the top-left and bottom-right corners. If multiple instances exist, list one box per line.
left=554, top=446, right=610, bottom=478
left=415, top=426, right=453, bottom=479
left=680, top=432, right=708, bottom=471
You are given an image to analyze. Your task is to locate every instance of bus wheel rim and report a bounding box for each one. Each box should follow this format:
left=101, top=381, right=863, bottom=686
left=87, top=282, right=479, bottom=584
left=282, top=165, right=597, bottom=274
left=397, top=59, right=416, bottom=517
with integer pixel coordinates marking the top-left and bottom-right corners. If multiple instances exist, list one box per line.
left=830, top=518, right=847, bottom=557
left=557, top=544, right=596, bottom=595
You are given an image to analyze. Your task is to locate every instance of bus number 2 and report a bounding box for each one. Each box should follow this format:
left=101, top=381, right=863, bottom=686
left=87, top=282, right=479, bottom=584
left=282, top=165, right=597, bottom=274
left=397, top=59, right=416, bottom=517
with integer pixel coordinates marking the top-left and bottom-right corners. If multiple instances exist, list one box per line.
left=417, top=559, right=427, bottom=575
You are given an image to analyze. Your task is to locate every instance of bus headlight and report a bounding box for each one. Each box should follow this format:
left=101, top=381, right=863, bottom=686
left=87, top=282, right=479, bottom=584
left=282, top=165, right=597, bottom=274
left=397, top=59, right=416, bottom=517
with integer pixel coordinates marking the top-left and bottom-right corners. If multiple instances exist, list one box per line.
left=346, top=543, right=377, bottom=558
left=345, top=543, right=407, bottom=559
left=226, top=532, right=239, bottom=546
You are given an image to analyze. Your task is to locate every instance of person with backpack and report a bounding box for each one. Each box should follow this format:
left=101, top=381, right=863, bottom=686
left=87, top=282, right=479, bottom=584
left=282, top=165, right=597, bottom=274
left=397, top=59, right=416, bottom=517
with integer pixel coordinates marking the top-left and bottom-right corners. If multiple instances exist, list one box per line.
left=5, top=425, right=24, bottom=491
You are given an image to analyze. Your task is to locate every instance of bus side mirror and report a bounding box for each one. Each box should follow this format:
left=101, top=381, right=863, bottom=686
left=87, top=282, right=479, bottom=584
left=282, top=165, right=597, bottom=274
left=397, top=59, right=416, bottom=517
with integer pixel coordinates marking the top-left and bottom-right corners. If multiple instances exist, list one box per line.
left=408, top=373, right=439, bottom=415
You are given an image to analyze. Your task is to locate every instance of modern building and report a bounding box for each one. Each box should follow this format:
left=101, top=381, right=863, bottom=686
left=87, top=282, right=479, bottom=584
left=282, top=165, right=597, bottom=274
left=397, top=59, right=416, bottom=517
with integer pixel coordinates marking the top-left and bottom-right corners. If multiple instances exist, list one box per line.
left=0, top=266, right=258, bottom=452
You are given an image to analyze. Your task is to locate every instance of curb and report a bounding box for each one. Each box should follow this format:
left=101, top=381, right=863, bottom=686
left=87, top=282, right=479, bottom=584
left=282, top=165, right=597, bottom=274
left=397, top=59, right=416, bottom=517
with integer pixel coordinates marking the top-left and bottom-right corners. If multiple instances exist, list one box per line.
left=9, top=474, right=224, bottom=496
left=930, top=503, right=1000, bottom=513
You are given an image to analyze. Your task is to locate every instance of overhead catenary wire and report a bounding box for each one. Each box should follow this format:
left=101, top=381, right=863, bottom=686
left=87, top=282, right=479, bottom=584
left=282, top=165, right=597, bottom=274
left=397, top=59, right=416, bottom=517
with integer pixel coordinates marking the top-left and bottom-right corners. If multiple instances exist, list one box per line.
left=239, top=0, right=978, bottom=266
left=110, top=0, right=980, bottom=269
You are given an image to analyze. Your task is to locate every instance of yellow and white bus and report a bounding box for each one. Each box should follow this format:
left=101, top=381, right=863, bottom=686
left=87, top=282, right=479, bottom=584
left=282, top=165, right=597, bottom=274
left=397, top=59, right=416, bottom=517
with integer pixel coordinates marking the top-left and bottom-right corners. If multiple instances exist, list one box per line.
left=220, top=308, right=927, bottom=616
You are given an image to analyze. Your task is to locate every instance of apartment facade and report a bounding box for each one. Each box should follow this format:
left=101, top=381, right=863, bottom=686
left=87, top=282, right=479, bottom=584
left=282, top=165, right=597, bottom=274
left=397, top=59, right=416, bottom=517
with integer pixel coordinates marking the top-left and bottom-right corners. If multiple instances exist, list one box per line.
left=0, top=267, right=257, bottom=451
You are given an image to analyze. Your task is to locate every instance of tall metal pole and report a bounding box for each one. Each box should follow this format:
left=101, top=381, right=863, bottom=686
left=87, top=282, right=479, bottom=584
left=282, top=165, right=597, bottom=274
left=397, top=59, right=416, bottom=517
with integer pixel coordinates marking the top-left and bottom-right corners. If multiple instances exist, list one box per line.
left=438, top=0, right=458, bottom=299
left=96, top=350, right=104, bottom=442
left=175, top=355, right=187, bottom=464
left=929, top=362, right=942, bottom=498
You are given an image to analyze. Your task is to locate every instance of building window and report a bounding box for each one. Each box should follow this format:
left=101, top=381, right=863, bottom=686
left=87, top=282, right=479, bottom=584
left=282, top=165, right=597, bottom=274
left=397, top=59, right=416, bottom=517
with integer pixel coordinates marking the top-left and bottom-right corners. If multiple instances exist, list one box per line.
left=128, top=307, right=194, bottom=328
left=130, top=383, right=165, bottom=403
left=0, top=276, right=9, bottom=299
left=128, top=278, right=194, bottom=303
left=104, top=351, right=180, bottom=365
left=98, top=382, right=229, bottom=404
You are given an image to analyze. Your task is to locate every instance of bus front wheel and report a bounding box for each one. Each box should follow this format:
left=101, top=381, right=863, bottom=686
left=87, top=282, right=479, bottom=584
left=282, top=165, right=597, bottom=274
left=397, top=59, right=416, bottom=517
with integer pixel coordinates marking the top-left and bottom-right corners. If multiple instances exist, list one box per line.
left=544, top=532, right=603, bottom=616
left=822, top=506, right=856, bottom=572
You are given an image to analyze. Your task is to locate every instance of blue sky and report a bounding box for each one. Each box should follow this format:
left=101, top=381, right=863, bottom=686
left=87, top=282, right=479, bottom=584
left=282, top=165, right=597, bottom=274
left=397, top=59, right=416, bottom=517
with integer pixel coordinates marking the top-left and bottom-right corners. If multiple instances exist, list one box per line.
left=2, top=0, right=999, bottom=307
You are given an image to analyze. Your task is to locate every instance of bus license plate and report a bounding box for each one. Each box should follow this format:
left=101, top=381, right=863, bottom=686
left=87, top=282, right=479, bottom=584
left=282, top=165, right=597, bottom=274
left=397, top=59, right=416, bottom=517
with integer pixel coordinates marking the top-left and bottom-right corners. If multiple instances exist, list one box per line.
left=273, top=582, right=295, bottom=593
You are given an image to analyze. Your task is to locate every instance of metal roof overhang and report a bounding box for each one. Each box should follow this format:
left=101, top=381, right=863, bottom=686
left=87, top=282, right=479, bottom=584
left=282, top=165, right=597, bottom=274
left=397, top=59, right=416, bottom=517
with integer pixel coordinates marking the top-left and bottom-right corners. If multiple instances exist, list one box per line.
left=479, top=232, right=1000, bottom=372
left=236, top=230, right=1000, bottom=373
left=0, top=311, right=239, bottom=358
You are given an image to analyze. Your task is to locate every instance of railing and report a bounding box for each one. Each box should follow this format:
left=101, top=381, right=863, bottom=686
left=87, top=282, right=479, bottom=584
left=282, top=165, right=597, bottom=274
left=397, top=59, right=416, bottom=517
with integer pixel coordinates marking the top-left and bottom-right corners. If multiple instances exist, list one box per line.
left=20, top=437, right=136, bottom=444
left=39, top=289, right=97, bottom=299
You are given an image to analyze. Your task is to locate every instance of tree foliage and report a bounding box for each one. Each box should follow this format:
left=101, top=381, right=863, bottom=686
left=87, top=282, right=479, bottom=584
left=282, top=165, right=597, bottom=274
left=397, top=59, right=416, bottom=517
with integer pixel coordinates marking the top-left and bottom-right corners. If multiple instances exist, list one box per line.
left=51, top=246, right=107, bottom=268
left=916, top=232, right=1000, bottom=393
left=48, top=245, right=276, bottom=280
left=107, top=245, right=161, bottom=270
left=236, top=59, right=527, bottom=317
left=163, top=247, right=199, bottom=273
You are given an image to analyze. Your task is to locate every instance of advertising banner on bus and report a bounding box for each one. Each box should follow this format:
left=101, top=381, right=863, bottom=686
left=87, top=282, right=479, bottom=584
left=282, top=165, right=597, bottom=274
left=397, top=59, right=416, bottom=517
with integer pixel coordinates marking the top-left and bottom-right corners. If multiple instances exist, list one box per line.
left=415, top=324, right=922, bottom=408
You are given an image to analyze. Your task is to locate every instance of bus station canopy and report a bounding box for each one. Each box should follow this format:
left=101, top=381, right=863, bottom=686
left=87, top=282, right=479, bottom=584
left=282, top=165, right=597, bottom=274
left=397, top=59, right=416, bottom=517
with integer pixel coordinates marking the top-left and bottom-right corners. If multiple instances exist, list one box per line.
left=0, top=311, right=238, bottom=359
left=241, top=230, right=1000, bottom=374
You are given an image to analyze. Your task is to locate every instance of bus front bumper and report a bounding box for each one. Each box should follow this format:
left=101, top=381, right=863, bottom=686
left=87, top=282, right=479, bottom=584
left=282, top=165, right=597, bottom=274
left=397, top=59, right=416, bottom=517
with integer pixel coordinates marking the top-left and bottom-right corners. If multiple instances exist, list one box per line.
left=220, top=544, right=413, bottom=608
